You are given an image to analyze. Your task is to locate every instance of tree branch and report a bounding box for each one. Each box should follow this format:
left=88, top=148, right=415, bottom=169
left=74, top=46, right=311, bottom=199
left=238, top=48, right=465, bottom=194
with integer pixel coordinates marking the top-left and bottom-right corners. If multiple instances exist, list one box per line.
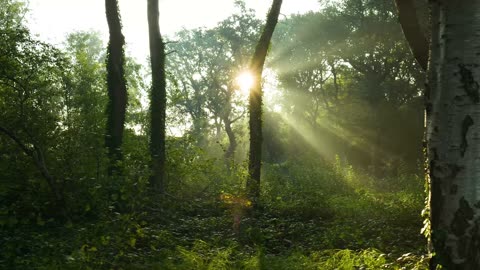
left=394, top=0, right=429, bottom=71
left=0, top=125, right=65, bottom=208
left=0, top=125, right=33, bottom=156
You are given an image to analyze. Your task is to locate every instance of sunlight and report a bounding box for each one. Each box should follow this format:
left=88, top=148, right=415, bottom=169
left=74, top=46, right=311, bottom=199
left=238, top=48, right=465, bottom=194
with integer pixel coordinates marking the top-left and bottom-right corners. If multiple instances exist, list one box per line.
left=236, top=71, right=255, bottom=96
left=275, top=107, right=400, bottom=171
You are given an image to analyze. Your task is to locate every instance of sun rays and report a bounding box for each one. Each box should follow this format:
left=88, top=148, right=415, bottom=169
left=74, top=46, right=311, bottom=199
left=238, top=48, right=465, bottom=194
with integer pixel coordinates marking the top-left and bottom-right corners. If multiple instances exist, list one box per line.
left=236, top=71, right=255, bottom=96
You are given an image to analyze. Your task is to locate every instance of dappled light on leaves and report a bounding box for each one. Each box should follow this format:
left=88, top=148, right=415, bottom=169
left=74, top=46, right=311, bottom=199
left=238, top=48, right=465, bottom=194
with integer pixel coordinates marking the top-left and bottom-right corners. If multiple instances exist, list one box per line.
left=220, top=192, right=252, bottom=208
left=220, top=193, right=252, bottom=233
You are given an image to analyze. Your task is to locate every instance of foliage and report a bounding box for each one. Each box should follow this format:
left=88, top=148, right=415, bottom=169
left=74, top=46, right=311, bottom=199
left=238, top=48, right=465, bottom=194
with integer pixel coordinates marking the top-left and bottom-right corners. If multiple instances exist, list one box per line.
left=0, top=159, right=427, bottom=269
left=270, top=1, right=424, bottom=175
left=166, top=3, right=260, bottom=161
left=0, top=0, right=429, bottom=269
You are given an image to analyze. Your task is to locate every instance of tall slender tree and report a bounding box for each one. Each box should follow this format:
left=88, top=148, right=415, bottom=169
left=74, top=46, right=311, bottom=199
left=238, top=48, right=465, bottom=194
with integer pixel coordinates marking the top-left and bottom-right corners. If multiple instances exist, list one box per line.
left=105, top=0, right=127, bottom=175
left=246, top=0, right=282, bottom=205
left=147, top=0, right=167, bottom=192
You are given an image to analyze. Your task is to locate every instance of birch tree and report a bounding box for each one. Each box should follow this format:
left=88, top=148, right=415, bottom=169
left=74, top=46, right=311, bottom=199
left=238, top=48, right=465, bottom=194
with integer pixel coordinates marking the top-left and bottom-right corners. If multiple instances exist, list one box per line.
left=396, top=0, right=480, bottom=268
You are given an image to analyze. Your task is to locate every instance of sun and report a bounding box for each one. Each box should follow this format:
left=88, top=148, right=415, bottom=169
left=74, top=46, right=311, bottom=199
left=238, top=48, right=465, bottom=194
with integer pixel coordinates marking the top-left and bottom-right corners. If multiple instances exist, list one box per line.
left=236, top=71, right=254, bottom=96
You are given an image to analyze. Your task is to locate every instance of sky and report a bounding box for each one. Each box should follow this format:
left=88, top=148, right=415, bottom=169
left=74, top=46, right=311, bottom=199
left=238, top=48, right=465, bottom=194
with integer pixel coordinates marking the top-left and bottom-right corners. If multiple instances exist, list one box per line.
left=26, top=0, right=320, bottom=61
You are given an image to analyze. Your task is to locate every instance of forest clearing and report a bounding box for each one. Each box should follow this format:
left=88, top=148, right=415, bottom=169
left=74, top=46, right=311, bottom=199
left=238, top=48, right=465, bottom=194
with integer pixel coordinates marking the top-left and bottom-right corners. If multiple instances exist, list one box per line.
left=1, top=0, right=479, bottom=269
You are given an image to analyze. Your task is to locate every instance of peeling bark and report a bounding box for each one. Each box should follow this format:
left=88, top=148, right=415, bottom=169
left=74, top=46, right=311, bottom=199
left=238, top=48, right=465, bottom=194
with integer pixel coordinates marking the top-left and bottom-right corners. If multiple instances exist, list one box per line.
left=425, top=1, right=480, bottom=268
left=458, top=64, right=480, bottom=103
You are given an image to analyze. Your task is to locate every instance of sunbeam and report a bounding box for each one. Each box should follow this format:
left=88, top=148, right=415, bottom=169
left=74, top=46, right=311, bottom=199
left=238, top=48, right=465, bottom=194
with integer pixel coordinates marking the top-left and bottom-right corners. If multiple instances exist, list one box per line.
left=236, top=71, right=255, bottom=96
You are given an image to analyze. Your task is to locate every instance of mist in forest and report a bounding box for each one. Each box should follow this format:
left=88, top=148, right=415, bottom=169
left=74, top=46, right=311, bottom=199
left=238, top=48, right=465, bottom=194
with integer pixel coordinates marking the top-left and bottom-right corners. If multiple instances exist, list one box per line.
left=0, top=0, right=433, bottom=269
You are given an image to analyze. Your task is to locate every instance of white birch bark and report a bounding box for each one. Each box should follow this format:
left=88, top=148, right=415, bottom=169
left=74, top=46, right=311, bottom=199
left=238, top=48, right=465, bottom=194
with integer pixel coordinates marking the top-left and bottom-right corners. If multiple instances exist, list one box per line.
left=427, top=0, right=480, bottom=268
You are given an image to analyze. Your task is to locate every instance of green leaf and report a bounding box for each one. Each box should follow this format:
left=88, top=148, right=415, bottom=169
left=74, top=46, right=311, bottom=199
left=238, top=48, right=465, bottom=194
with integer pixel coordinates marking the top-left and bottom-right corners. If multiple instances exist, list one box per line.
left=129, top=237, right=137, bottom=248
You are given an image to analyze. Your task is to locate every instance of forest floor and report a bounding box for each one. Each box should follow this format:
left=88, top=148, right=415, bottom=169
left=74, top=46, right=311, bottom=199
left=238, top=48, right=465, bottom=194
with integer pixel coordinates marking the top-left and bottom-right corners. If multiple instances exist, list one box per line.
left=1, top=163, right=429, bottom=269
left=2, top=186, right=428, bottom=268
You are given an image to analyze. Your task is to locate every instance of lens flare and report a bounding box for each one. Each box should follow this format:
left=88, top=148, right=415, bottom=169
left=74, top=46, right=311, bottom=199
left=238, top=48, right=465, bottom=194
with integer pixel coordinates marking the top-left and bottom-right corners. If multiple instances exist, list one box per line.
left=236, top=71, right=254, bottom=96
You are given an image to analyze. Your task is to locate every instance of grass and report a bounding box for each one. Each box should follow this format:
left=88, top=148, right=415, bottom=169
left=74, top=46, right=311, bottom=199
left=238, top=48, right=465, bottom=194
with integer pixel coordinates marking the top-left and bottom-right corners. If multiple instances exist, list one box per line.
left=0, top=159, right=428, bottom=269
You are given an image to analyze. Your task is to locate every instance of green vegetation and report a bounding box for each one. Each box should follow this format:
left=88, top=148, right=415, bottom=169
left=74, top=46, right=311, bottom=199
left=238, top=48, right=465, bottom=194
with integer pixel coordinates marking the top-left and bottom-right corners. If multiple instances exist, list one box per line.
left=1, top=157, right=427, bottom=269
left=0, top=0, right=428, bottom=269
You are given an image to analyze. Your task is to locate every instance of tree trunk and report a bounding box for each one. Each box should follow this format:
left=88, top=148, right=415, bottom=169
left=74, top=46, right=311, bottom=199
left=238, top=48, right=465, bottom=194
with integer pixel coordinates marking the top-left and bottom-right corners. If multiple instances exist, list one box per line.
left=223, top=116, right=237, bottom=167
left=247, top=0, right=282, bottom=205
left=222, top=90, right=237, bottom=169
left=147, top=0, right=167, bottom=192
left=426, top=1, right=480, bottom=268
left=105, top=0, right=127, bottom=175
left=192, top=117, right=208, bottom=147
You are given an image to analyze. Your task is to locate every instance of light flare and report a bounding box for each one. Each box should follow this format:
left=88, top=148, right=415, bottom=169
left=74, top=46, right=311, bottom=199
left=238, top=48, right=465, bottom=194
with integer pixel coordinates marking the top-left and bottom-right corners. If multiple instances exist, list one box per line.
left=236, top=71, right=255, bottom=96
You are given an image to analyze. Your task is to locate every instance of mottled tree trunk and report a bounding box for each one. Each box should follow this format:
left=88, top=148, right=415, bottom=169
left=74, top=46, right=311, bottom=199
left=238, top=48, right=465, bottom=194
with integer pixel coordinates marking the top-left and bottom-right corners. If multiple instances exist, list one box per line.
left=247, top=0, right=282, bottom=205
left=426, top=1, right=480, bottom=268
left=223, top=116, right=237, bottom=166
left=221, top=91, right=238, bottom=169
left=105, top=0, right=127, bottom=175
left=147, top=0, right=167, bottom=192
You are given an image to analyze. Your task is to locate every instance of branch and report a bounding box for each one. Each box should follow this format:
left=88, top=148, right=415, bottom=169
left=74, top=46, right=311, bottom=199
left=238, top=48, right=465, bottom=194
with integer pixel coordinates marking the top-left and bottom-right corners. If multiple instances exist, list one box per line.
left=231, top=108, right=247, bottom=124
left=165, top=50, right=176, bottom=56
left=164, top=40, right=179, bottom=45
left=394, top=0, right=428, bottom=71
left=0, top=125, right=33, bottom=156
left=0, top=125, right=64, bottom=207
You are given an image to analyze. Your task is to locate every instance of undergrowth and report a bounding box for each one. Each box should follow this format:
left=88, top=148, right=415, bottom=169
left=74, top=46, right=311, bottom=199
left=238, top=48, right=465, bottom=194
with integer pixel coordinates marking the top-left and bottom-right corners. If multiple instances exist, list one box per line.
left=0, top=156, right=427, bottom=269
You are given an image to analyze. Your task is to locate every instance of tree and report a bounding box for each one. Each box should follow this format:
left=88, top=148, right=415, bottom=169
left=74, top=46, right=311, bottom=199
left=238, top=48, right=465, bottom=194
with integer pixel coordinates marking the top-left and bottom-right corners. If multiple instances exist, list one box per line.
left=273, top=13, right=345, bottom=128
left=396, top=0, right=480, bottom=268
left=0, top=0, right=24, bottom=29
left=214, top=6, right=260, bottom=164
left=333, top=0, right=423, bottom=174
left=62, top=31, right=146, bottom=181
left=147, top=0, right=167, bottom=192
left=426, top=2, right=480, bottom=269
left=166, top=5, right=261, bottom=165
left=63, top=31, right=107, bottom=179
left=0, top=4, right=68, bottom=212
left=279, top=1, right=424, bottom=173
left=105, top=0, right=128, bottom=175
left=166, top=28, right=217, bottom=147
left=246, top=0, right=283, bottom=205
